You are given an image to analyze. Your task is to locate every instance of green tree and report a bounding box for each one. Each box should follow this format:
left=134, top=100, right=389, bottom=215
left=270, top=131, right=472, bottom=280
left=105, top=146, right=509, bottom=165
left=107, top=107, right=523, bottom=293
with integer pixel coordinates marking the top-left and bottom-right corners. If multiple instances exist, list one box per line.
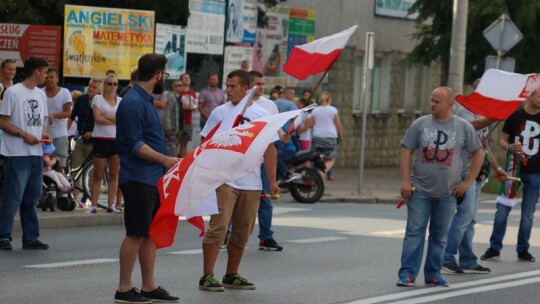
left=407, top=0, right=540, bottom=85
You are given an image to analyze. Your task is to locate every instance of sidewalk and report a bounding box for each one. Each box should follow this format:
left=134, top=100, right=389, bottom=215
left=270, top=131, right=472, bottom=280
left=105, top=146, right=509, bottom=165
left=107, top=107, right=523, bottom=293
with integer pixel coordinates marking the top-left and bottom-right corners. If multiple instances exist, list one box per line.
left=19, top=167, right=498, bottom=231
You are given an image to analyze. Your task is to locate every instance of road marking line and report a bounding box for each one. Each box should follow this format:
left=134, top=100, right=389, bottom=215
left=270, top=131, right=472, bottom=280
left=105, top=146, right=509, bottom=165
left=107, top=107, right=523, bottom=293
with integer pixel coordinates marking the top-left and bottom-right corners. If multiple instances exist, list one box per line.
left=167, top=249, right=204, bottom=255
left=347, top=269, right=540, bottom=304
left=287, top=237, right=348, bottom=243
left=390, top=276, right=540, bottom=304
left=24, top=258, right=117, bottom=269
left=371, top=229, right=405, bottom=236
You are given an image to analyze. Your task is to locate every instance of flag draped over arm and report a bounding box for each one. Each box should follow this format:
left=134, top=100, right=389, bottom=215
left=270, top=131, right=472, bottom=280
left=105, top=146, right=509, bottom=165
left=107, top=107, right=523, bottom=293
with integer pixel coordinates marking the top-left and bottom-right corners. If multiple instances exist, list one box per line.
left=149, top=93, right=314, bottom=249
left=283, top=25, right=358, bottom=80
left=455, top=69, right=540, bottom=120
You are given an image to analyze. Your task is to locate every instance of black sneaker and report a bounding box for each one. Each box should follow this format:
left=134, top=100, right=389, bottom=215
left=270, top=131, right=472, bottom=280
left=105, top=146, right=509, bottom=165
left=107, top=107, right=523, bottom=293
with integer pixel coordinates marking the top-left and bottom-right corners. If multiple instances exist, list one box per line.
left=140, top=286, right=179, bottom=303
left=222, top=273, right=256, bottom=290
left=442, top=261, right=464, bottom=274
left=462, top=264, right=491, bottom=274
left=480, top=248, right=500, bottom=261
left=518, top=251, right=536, bottom=262
left=0, top=239, right=12, bottom=250
left=259, top=239, right=283, bottom=251
left=199, top=274, right=225, bottom=292
left=22, top=239, right=49, bottom=250
left=114, top=287, right=151, bottom=303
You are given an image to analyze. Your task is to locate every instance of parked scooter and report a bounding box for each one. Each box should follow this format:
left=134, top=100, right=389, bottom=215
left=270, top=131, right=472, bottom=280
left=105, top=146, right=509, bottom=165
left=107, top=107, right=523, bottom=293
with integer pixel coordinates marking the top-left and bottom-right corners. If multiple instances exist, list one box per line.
left=277, top=151, right=325, bottom=203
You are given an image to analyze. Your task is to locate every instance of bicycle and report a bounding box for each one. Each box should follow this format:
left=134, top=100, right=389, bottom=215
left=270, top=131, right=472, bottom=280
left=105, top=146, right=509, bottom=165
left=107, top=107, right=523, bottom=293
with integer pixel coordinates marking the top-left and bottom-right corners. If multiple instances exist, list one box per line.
left=67, top=137, right=109, bottom=209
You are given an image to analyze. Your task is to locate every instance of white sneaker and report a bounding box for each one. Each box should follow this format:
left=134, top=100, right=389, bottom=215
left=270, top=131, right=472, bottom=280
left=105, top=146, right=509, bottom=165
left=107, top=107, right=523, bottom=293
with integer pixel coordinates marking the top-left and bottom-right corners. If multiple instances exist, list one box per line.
left=107, top=206, right=121, bottom=214
left=86, top=206, right=97, bottom=214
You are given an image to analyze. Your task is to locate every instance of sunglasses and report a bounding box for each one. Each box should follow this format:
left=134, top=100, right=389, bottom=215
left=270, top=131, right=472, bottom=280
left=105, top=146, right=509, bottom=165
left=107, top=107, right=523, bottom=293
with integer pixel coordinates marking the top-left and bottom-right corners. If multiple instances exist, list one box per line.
left=106, top=82, right=118, bottom=87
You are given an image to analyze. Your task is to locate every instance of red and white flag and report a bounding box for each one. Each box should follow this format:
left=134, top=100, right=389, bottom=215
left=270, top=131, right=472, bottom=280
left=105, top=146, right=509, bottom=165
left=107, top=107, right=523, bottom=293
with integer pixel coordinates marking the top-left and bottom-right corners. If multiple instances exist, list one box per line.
left=149, top=108, right=309, bottom=249
left=283, top=25, right=358, bottom=80
left=456, top=69, right=540, bottom=120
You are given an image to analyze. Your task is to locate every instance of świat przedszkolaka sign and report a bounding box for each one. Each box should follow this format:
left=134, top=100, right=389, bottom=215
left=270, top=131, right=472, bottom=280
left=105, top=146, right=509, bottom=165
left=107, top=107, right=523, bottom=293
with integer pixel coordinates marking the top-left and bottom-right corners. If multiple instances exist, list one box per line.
left=63, top=5, right=155, bottom=79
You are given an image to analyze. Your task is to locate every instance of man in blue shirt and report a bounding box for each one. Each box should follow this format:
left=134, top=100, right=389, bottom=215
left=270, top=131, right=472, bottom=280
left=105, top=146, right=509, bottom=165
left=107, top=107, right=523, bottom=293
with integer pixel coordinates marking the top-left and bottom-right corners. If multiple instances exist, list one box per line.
left=115, top=53, right=180, bottom=304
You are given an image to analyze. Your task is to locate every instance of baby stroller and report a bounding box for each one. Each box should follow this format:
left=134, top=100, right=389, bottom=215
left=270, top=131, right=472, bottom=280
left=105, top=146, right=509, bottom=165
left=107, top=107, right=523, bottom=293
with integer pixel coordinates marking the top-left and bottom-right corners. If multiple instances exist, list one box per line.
left=37, top=142, right=77, bottom=212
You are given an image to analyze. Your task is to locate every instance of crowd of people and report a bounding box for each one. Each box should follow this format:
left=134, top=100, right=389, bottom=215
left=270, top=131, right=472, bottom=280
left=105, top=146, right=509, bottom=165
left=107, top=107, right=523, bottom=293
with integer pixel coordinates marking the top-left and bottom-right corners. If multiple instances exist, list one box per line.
left=0, top=55, right=345, bottom=303
left=397, top=81, right=540, bottom=289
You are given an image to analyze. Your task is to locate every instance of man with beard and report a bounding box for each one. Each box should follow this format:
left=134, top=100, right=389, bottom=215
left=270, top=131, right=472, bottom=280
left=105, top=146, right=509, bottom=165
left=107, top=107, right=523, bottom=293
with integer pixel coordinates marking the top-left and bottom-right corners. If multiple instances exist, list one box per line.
left=115, top=53, right=180, bottom=303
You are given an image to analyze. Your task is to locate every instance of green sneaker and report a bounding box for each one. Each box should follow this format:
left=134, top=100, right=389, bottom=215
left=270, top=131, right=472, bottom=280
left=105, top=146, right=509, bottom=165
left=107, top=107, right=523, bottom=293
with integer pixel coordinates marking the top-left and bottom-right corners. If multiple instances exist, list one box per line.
left=198, top=274, right=225, bottom=292
left=222, top=273, right=256, bottom=290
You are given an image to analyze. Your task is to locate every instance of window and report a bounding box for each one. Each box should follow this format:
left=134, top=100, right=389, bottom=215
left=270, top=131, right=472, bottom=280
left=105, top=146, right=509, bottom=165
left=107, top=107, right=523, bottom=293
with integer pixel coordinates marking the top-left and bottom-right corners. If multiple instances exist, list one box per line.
left=352, top=54, right=391, bottom=114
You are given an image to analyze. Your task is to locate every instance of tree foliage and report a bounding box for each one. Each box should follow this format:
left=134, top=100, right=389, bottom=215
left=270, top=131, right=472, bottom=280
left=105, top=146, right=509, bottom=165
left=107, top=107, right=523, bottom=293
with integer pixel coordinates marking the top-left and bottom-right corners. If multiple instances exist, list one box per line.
left=407, top=0, right=540, bottom=85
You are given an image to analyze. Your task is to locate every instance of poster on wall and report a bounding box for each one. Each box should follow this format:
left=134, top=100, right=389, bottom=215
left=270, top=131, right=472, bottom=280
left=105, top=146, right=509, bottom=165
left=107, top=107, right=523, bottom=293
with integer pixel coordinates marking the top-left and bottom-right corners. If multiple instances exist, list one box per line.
left=186, top=0, right=225, bottom=55
left=0, top=23, right=61, bottom=68
left=252, top=28, right=266, bottom=73
left=223, top=45, right=253, bottom=90
left=288, top=7, right=316, bottom=57
left=225, top=0, right=257, bottom=44
left=63, top=5, right=155, bottom=79
left=264, top=6, right=289, bottom=77
left=155, top=23, right=186, bottom=79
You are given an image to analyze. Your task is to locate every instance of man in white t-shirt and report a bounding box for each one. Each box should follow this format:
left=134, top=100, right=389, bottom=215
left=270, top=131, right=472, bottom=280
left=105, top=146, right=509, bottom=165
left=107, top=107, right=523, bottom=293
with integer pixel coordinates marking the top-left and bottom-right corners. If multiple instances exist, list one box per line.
left=44, top=67, right=72, bottom=173
left=0, top=57, right=50, bottom=251
left=198, top=70, right=280, bottom=292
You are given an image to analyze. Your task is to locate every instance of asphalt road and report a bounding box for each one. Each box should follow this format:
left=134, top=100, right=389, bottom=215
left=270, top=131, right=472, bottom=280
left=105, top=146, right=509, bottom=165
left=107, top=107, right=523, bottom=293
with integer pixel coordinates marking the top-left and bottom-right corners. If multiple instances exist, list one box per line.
left=1, top=200, right=540, bottom=304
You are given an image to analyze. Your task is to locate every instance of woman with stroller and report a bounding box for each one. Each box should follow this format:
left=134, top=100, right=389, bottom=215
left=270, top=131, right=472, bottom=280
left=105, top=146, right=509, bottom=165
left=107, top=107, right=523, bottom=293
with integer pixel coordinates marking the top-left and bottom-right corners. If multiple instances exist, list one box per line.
left=42, top=142, right=73, bottom=194
left=87, top=74, right=122, bottom=214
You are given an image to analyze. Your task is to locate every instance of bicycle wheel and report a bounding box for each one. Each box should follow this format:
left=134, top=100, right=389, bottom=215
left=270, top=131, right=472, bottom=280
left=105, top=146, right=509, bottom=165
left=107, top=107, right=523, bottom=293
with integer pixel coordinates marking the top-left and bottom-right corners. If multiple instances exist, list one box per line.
left=82, top=162, right=109, bottom=209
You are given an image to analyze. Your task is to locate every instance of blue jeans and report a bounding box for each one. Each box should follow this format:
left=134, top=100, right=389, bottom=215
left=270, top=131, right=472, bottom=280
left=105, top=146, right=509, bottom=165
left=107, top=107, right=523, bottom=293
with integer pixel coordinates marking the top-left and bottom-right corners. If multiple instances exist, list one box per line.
left=0, top=156, right=43, bottom=244
left=489, top=173, right=540, bottom=253
left=258, top=164, right=273, bottom=240
left=398, top=190, right=457, bottom=280
left=444, top=181, right=480, bottom=269
left=277, top=147, right=294, bottom=177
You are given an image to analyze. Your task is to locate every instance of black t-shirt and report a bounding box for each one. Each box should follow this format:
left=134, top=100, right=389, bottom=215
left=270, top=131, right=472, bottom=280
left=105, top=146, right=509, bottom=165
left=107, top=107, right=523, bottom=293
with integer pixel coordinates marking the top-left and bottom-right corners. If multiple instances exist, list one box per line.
left=502, top=108, right=540, bottom=173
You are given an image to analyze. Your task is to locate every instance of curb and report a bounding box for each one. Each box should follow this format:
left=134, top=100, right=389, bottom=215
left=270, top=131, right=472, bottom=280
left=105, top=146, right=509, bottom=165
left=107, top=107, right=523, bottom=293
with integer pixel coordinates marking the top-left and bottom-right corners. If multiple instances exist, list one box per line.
left=14, top=209, right=124, bottom=232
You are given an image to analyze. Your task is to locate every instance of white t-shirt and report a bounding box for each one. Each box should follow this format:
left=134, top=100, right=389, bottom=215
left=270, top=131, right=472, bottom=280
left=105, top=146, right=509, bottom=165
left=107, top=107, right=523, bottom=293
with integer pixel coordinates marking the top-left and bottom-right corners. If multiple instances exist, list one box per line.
left=254, top=96, right=279, bottom=115
left=0, top=83, right=48, bottom=156
left=43, top=87, right=71, bottom=138
left=91, top=94, right=121, bottom=139
left=310, top=105, right=338, bottom=138
left=201, top=101, right=271, bottom=190
left=296, top=111, right=312, bottom=141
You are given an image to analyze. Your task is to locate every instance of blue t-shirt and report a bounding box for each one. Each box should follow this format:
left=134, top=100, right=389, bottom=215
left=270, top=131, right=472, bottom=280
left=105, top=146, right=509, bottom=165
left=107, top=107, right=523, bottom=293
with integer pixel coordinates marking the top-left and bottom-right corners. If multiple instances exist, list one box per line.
left=116, top=84, right=166, bottom=186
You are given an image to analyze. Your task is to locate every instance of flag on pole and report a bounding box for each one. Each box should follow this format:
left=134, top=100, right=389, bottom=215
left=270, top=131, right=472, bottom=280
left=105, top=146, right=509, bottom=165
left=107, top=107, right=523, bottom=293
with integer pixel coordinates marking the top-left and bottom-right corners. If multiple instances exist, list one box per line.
left=455, top=69, right=540, bottom=120
left=149, top=109, right=311, bottom=249
left=283, top=25, right=358, bottom=80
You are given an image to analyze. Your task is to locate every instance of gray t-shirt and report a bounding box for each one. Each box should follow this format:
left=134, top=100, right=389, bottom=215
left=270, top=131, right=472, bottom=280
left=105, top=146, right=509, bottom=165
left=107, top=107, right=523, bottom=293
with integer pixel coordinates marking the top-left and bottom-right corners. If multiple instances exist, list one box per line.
left=401, top=114, right=482, bottom=197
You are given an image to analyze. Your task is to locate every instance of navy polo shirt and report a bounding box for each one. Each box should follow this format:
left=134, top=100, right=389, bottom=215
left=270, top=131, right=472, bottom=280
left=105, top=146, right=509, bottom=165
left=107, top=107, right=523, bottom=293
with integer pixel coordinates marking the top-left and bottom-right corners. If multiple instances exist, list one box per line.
left=116, top=83, right=166, bottom=187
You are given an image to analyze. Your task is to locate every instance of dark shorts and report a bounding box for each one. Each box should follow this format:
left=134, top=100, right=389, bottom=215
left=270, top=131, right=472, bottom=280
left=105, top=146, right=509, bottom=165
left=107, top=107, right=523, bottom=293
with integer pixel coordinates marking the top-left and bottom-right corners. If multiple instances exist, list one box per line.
left=92, top=138, right=117, bottom=158
left=177, top=125, right=193, bottom=141
left=120, top=181, right=160, bottom=237
left=311, top=136, right=338, bottom=159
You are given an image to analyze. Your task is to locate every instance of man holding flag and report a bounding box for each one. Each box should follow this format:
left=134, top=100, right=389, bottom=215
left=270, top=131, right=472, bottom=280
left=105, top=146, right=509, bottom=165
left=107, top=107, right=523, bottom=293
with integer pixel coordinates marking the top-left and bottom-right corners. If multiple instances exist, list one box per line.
left=114, top=54, right=180, bottom=304
left=198, top=70, right=280, bottom=291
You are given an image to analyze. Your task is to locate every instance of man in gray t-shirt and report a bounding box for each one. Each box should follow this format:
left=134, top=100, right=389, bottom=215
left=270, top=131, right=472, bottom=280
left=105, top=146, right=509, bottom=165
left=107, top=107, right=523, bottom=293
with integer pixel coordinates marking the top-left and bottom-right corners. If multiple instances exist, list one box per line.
left=397, top=87, right=483, bottom=288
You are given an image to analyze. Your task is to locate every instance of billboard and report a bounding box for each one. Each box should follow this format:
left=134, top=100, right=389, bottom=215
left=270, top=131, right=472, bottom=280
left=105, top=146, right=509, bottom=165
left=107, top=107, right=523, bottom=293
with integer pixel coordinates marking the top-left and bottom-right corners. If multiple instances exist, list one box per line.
left=223, top=45, right=253, bottom=90
left=186, top=0, right=226, bottom=55
left=374, top=0, right=419, bottom=20
left=263, top=6, right=289, bottom=77
left=155, top=23, right=186, bottom=79
left=0, top=23, right=61, bottom=68
left=225, top=0, right=257, bottom=44
left=288, top=7, right=316, bottom=57
left=63, top=5, right=155, bottom=79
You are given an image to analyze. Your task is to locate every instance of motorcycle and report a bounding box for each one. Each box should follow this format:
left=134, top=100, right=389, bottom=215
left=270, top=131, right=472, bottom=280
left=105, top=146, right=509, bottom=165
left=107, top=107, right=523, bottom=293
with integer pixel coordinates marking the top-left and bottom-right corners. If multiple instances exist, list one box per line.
left=277, top=151, right=325, bottom=204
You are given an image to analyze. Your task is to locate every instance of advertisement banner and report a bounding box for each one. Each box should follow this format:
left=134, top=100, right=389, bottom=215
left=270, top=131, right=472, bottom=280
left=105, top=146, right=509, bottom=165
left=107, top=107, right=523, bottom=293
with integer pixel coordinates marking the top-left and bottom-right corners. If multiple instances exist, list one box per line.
left=63, top=5, right=155, bottom=79
left=375, top=0, right=418, bottom=19
left=263, top=6, right=289, bottom=77
left=223, top=45, right=253, bottom=90
left=155, top=23, right=186, bottom=80
left=288, top=7, right=316, bottom=57
left=186, top=0, right=225, bottom=55
left=0, top=23, right=61, bottom=68
left=226, top=0, right=257, bottom=44
left=252, top=28, right=266, bottom=73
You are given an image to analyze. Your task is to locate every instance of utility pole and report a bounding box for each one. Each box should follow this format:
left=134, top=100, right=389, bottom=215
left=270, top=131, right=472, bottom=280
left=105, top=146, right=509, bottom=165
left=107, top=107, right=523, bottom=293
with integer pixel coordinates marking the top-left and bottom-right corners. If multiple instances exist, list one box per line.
left=447, top=0, right=468, bottom=95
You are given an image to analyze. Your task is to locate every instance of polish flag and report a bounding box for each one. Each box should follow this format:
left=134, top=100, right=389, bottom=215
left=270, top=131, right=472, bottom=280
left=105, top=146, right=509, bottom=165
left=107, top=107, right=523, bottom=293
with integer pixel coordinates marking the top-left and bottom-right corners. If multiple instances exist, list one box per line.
left=456, top=69, right=540, bottom=120
left=283, top=25, right=358, bottom=80
left=149, top=103, right=311, bottom=249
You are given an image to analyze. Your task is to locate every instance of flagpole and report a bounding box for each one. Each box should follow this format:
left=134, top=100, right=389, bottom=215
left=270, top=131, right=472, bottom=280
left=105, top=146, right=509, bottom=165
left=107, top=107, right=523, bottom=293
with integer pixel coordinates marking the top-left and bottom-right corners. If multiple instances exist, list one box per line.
left=310, top=71, right=328, bottom=95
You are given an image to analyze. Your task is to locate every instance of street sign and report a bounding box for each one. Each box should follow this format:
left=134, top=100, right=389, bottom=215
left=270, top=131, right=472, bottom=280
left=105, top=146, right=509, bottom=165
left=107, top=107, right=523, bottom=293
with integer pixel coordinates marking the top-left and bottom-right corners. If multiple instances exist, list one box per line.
left=485, top=55, right=515, bottom=72
left=483, top=15, right=523, bottom=55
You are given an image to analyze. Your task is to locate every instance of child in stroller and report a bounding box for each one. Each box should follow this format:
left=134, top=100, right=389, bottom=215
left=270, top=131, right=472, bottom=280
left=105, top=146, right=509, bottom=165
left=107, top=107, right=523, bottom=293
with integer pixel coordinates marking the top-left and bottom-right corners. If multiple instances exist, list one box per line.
left=42, top=142, right=73, bottom=194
